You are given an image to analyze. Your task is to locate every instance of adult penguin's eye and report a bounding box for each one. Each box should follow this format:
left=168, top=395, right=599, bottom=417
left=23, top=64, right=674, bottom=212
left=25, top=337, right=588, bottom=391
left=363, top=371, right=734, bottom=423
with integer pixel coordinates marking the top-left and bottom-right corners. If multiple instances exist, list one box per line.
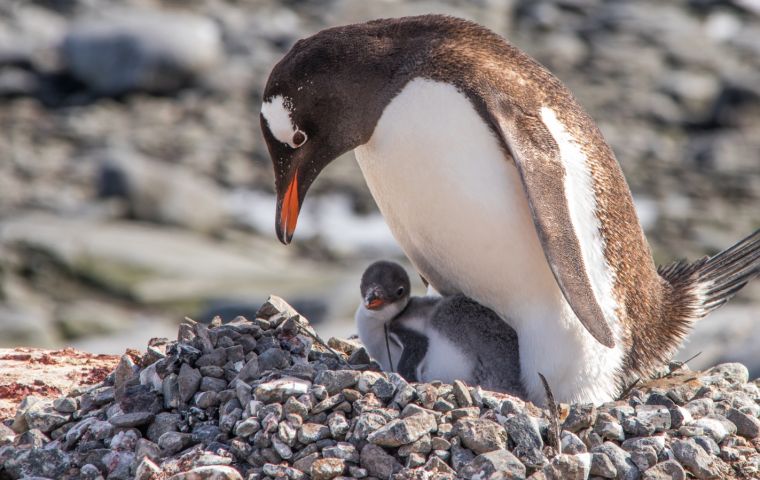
left=396, top=287, right=405, bottom=296
left=292, top=130, right=307, bottom=147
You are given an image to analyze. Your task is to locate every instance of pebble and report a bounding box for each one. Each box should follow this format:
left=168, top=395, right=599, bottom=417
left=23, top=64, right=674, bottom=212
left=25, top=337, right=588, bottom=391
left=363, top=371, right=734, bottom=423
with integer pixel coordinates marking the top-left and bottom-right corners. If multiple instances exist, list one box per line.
left=109, top=411, right=154, bottom=428
left=310, top=458, right=346, bottom=480
left=367, top=412, right=437, bottom=447
left=360, top=444, right=402, bottom=478
left=725, top=407, right=760, bottom=439
left=672, top=438, right=729, bottom=479
left=563, top=403, right=597, bottom=433
left=454, top=418, right=507, bottom=454
left=592, top=442, right=639, bottom=480
left=641, top=459, right=686, bottom=480
left=465, top=448, right=526, bottom=479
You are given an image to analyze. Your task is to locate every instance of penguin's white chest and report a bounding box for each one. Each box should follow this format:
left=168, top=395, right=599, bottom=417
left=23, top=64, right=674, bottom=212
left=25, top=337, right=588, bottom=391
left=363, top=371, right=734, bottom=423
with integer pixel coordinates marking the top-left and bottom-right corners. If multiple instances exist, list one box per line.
left=354, top=78, right=623, bottom=404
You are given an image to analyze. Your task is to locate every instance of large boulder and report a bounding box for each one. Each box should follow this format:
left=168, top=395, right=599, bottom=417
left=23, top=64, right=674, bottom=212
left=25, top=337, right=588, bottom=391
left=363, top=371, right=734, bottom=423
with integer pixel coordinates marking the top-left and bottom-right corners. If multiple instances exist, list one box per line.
left=61, top=9, right=223, bottom=95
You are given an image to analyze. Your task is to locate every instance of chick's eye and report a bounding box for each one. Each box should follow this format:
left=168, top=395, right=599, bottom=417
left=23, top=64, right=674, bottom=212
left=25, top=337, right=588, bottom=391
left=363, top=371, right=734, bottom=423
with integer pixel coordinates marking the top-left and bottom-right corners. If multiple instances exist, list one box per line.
left=292, top=130, right=307, bottom=147
left=396, top=287, right=405, bottom=296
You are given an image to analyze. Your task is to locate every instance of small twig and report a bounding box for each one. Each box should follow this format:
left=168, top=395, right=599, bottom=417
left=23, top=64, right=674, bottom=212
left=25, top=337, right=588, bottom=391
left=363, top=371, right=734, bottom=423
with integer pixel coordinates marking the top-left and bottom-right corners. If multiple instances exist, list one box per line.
left=383, top=323, right=395, bottom=373
left=297, top=324, right=351, bottom=367
left=617, top=350, right=703, bottom=400
left=617, top=377, right=642, bottom=401
left=666, top=351, right=702, bottom=377
left=538, top=373, right=561, bottom=454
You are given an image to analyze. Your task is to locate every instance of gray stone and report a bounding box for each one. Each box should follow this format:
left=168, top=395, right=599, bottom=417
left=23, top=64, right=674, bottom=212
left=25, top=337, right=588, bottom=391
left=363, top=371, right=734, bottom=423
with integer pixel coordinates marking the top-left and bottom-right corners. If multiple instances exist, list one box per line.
left=672, top=438, right=729, bottom=479
left=505, top=413, right=545, bottom=468
left=630, top=445, right=658, bottom=471
left=692, top=414, right=736, bottom=443
left=196, top=349, right=227, bottom=367
left=255, top=377, right=311, bottom=403
left=694, top=435, right=720, bottom=456
left=298, top=423, right=331, bottom=444
left=53, top=397, right=78, bottom=414
left=109, top=411, right=154, bottom=428
left=61, top=10, right=223, bottom=95
left=561, top=431, right=587, bottom=454
left=370, top=376, right=396, bottom=400
left=14, top=429, right=49, bottom=449
left=641, top=460, right=686, bottom=480
left=102, top=449, right=135, bottom=479
left=315, top=369, right=360, bottom=394
left=621, top=436, right=665, bottom=454
left=135, top=457, right=162, bottom=480
left=236, top=356, right=260, bottom=382
left=271, top=434, right=293, bottom=459
left=163, top=373, right=180, bottom=409
left=147, top=412, right=180, bottom=443
left=467, top=449, right=526, bottom=480
left=178, top=364, right=202, bottom=404
left=702, top=363, right=749, bottom=385
left=546, top=453, right=591, bottom=479
left=323, top=442, right=360, bottom=463
left=168, top=465, right=243, bottom=479
left=726, top=407, right=760, bottom=439
left=360, top=444, right=402, bottom=478
left=80, top=463, right=105, bottom=480
left=24, top=401, right=69, bottom=433
left=455, top=418, right=507, bottom=454
left=686, top=398, right=714, bottom=419
left=595, top=413, right=625, bottom=441
left=234, top=417, right=260, bottom=438
left=590, top=452, right=617, bottom=478
left=591, top=442, right=640, bottom=480
left=367, top=412, right=437, bottom=447
left=195, top=390, right=220, bottom=408
left=563, top=403, right=597, bottom=433
left=310, top=458, right=345, bottom=480
left=453, top=380, right=473, bottom=407
left=200, top=376, right=228, bottom=392
left=3, top=447, right=71, bottom=479
left=631, top=405, right=671, bottom=435
left=158, top=431, right=195, bottom=455
left=259, top=346, right=293, bottom=371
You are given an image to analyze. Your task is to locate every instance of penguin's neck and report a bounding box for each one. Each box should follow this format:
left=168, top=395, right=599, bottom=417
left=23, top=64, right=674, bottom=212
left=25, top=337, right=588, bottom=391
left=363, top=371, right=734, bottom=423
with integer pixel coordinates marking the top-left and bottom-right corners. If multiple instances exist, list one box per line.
left=355, top=300, right=407, bottom=371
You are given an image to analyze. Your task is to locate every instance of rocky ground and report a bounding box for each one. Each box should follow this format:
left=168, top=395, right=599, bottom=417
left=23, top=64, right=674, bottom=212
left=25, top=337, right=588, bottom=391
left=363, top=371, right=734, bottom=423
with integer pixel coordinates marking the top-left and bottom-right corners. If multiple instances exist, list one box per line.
left=0, top=347, right=118, bottom=420
left=1, top=297, right=759, bottom=479
left=0, top=2, right=759, bottom=373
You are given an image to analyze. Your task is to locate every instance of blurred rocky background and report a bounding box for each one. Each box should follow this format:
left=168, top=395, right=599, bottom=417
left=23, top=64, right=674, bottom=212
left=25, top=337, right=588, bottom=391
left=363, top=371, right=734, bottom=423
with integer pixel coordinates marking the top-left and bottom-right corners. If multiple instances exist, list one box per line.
left=0, top=0, right=758, bottom=375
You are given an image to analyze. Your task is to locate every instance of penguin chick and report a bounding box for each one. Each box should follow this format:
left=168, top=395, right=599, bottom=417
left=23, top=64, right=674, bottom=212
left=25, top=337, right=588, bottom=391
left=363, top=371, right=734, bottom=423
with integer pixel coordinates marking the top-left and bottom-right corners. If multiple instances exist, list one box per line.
left=355, top=260, right=437, bottom=373
left=355, top=260, right=525, bottom=398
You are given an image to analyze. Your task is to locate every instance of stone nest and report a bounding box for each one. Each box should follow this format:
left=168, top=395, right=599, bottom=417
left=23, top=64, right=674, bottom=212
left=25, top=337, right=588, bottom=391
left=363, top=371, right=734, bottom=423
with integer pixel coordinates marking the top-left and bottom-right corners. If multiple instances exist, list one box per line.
left=1, top=296, right=758, bottom=480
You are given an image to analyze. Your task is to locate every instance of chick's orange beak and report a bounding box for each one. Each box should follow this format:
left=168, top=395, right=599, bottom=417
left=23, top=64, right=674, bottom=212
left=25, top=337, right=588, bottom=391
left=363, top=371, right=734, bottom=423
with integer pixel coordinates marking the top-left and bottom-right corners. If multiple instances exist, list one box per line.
left=278, top=169, right=300, bottom=244
left=366, top=298, right=385, bottom=310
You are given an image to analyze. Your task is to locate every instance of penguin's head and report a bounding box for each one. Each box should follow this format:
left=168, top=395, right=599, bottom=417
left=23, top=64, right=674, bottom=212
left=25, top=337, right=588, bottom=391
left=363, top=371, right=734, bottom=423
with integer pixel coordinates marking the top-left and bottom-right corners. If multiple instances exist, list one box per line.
left=260, top=24, right=404, bottom=244
left=360, top=260, right=411, bottom=317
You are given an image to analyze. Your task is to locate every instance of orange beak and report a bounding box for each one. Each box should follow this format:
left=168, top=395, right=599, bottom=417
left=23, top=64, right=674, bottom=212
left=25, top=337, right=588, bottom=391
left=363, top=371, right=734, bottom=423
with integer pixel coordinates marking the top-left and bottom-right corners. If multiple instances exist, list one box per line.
left=366, top=298, right=385, bottom=310
left=279, top=169, right=300, bottom=244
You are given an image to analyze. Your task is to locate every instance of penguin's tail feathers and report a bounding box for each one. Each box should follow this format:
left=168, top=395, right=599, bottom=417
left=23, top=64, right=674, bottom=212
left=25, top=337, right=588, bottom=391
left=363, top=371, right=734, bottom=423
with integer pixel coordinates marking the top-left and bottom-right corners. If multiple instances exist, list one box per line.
left=658, top=228, right=760, bottom=319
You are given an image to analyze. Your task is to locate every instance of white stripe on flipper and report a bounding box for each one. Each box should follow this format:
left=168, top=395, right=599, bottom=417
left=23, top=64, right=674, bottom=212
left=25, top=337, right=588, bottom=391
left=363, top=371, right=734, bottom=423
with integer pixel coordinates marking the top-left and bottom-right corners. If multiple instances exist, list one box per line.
left=540, top=106, right=620, bottom=341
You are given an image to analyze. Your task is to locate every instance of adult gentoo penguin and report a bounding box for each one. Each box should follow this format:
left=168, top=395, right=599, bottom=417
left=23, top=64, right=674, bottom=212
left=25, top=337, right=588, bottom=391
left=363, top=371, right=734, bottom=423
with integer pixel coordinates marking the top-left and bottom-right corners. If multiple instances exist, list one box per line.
left=260, top=15, right=760, bottom=404
left=355, top=261, right=525, bottom=397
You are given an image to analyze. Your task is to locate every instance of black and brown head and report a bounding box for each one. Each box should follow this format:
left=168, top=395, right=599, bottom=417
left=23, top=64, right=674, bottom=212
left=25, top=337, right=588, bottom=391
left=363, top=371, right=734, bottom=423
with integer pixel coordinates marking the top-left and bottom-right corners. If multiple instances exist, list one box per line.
left=259, top=21, right=414, bottom=244
left=258, top=15, right=491, bottom=244
left=360, top=260, right=411, bottom=312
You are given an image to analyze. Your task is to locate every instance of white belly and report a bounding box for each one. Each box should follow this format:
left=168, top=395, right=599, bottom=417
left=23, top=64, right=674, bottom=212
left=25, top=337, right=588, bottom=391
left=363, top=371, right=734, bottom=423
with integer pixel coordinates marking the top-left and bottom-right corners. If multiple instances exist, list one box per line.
left=354, top=78, right=623, bottom=404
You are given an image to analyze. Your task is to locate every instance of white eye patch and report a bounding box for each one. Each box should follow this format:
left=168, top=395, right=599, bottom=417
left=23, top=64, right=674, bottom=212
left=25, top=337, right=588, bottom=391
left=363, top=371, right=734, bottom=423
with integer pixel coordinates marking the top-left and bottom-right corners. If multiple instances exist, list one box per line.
left=261, top=95, right=307, bottom=148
